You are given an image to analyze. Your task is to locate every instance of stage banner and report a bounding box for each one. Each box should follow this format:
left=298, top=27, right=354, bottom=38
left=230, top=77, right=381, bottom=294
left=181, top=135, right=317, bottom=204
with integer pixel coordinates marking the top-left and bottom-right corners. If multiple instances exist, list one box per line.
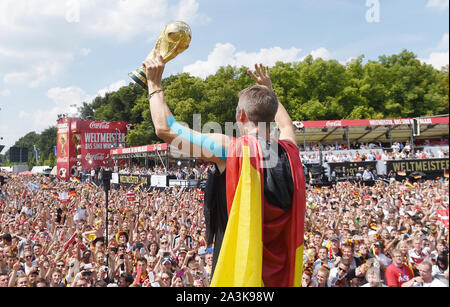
left=328, top=161, right=378, bottom=177
left=119, top=174, right=150, bottom=188
left=76, top=120, right=131, bottom=170
left=56, top=118, right=71, bottom=180
left=386, top=158, right=449, bottom=179
left=151, top=175, right=167, bottom=187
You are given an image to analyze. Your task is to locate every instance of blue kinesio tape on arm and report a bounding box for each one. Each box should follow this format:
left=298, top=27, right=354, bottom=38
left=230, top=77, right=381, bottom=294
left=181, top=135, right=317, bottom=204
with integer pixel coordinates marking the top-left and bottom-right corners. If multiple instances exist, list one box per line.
left=166, top=116, right=227, bottom=161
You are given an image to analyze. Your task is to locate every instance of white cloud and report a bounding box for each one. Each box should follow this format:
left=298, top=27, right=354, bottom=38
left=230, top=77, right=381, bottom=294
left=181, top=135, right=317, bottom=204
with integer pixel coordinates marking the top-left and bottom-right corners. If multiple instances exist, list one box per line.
left=97, top=80, right=127, bottom=97
left=47, top=86, right=92, bottom=106
left=426, top=0, right=449, bottom=11
left=18, top=79, right=127, bottom=132
left=80, top=48, right=91, bottom=56
left=183, top=43, right=303, bottom=79
left=0, top=0, right=208, bottom=87
left=308, top=47, right=331, bottom=61
left=422, top=51, right=449, bottom=70
left=0, top=89, right=11, bottom=97
left=420, top=32, right=449, bottom=70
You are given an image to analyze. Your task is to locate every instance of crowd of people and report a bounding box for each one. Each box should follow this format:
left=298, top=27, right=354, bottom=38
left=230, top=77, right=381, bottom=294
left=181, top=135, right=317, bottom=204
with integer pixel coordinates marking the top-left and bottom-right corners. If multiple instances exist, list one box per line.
left=0, top=166, right=448, bottom=287
left=301, top=141, right=448, bottom=164
left=114, top=163, right=210, bottom=181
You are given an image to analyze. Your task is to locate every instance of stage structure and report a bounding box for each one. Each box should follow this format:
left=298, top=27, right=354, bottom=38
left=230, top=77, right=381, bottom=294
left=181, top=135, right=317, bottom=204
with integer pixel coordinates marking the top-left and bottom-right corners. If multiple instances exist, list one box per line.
left=293, top=115, right=449, bottom=148
left=56, top=117, right=132, bottom=181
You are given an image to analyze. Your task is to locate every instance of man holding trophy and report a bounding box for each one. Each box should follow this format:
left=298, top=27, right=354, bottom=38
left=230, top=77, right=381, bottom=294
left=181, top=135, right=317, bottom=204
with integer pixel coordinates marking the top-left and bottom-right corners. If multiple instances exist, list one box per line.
left=136, top=21, right=306, bottom=287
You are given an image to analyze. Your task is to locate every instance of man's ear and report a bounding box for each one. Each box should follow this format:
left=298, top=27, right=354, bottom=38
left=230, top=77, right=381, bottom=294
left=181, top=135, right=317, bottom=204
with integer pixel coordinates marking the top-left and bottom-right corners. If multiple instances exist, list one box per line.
left=238, top=107, right=248, bottom=123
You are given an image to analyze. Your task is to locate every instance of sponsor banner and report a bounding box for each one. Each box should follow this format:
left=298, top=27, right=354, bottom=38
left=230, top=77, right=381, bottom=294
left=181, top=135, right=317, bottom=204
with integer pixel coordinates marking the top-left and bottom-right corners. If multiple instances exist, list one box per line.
left=151, top=175, right=167, bottom=188
left=386, top=158, right=449, bottom=179
left=56, top=118, right=70, bottom=180
left=79, top=120, right=130, bottom=170
left=111, top=143, right=168, bottom=156
left=328, top=161, right=378, bottom=177
left=119, top=174, right=150, bottom=187
left=293, top=116, right=448, bottom=128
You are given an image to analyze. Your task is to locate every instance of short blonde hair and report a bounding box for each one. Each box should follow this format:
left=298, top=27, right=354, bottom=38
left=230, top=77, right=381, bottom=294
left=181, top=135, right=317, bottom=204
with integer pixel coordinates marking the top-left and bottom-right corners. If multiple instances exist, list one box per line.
left=238, top=85, right=278, bottom=124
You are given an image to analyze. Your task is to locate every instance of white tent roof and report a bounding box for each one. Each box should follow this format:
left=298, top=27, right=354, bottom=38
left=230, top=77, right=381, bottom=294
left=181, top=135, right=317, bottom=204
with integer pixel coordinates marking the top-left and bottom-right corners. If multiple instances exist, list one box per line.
left=50, top=166, right=57, bottom=176
left=31, top=166, right=51, bottom=174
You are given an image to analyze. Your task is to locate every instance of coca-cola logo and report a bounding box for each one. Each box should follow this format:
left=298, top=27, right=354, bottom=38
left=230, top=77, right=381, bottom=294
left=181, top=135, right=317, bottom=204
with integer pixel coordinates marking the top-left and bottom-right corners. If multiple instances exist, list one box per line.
left=85, top=153, right=106, bottom=161
left=57, top=157, right=68, bottom=163
left=326, top=121, right=342, bottom=127
left=89, top=121, right=111, bottom=129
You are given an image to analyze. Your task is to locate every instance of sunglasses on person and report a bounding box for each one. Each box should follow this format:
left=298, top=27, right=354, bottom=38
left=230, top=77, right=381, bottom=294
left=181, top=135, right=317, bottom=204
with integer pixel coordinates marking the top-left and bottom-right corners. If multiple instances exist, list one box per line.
left=161, top=241, right=168, bottom=245
left=338, top=267, right=348, bottom=273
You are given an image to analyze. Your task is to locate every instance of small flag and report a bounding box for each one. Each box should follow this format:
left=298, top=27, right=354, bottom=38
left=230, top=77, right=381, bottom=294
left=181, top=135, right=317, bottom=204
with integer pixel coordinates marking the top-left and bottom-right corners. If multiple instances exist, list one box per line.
left=134, top=182, right=143, bottom=191
left=314, top=186, right=322, bottom=193
left=58, top=192, right=70, bottom=203
left=72, top=177, right=81, bottom=183
left=126, top=192, right=136, bottom=201
left=444, top=171, right=449, bottom=178
left=369, top=223, right=378, bottom=230
left=406, top=180, right=414, bottom=188
left=68, top=189, right=77, bottom=198
left=397, top=171, right=407, bottom=176
left=42, top=183, right=49, bottom=188
left=413, top=174, right=422, bottom=180
left=86, top=182, right=94, bottom=189
left=52, top=192, right=59, bottom=199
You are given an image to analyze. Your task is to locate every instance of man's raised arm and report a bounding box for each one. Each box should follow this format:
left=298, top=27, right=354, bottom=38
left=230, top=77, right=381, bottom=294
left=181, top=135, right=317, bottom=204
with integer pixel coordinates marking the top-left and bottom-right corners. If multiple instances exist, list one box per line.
left=143, top=52, right=229, bottom=171
left=248, top=64, right=297, bottom=146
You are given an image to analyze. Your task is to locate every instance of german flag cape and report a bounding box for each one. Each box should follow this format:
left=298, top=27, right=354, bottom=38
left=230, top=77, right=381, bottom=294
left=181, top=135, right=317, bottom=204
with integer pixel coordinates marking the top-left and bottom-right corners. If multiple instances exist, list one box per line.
left=211, top=135, right=305, bottom=287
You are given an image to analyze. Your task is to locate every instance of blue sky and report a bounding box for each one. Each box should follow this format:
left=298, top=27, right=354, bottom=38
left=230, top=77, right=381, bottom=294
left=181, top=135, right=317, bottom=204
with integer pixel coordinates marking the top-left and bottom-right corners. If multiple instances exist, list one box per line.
left=0, top=0, right=448, bottom=152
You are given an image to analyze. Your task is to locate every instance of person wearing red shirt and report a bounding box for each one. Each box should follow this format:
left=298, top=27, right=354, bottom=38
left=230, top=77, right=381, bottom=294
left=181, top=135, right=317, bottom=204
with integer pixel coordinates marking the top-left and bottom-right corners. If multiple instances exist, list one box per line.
left=385, top=249, right=414, bottom=287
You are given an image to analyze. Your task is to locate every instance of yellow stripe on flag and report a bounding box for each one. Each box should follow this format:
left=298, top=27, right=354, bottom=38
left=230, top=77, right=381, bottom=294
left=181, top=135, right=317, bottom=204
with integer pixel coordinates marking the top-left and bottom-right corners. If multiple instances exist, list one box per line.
left=211, top=145, right=263, bottom=287
left=293, top=244, right=304, bottom=287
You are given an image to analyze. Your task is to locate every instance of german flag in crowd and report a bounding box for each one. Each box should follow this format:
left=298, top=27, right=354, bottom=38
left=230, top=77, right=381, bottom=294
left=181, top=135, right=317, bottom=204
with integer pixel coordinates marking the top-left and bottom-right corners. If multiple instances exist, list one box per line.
left=314, top=186, right=322, bottom=193
left=444, top=171, right=449, bottom=178
left=134, top=182, right=144, bottom=191
left=72, top=177, right=81, bottom=183
left=68, top=189, right=77, bottom=198
left=397, top=170, right=407, bottom=176
left=52, top=192, right=59, bottom=199
left=42, top=183, right=49, bottom=189
left=406, top=180, right=414, bottom=188
left=413, top=174, right=422, bottom=179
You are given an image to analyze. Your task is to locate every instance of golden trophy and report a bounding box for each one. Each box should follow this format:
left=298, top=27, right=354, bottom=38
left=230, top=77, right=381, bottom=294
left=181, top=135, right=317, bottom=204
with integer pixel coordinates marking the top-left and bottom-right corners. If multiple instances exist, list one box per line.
left=129, top=21, right=192, bottom=90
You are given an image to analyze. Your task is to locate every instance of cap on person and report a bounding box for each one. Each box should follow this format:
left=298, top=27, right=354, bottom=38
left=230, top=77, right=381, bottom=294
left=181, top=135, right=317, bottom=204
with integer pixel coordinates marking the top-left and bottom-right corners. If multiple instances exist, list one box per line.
left=330, top=236, right=340, bottom=242
left=161, top=257, right=172, bottom=265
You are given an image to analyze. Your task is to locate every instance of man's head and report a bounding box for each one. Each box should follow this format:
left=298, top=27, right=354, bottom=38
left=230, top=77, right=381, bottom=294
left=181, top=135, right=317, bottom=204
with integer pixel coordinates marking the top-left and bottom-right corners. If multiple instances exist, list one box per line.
left=391, top=249, right=404, bottom=266
left=337, top=259, right=350, bottom=278
left=236, top=85, right=278, bottom=130
left=118, top=272, right=133, bottom=287
left=318, top=247, right=328, bottom=261
left=417, top=261, right=433, bottom=283
left=0, top=273, right=9, bottom=287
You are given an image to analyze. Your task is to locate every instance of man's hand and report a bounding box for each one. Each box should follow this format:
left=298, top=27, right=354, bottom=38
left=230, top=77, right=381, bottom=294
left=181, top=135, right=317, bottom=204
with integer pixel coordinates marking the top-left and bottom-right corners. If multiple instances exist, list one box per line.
left=248, top=64, right=273, bottom=90
left=142, top=51, right=165, bottom=92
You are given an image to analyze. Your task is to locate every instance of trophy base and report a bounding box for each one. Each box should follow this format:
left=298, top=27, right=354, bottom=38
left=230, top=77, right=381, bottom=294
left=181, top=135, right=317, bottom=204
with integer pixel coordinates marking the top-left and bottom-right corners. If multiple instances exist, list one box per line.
left=128, top=68, right=148, bottom=90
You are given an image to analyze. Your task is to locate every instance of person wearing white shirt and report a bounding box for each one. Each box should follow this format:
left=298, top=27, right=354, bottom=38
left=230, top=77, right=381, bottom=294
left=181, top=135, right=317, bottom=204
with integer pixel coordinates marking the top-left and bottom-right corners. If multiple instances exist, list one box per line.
left=402, top=261, right=447, bottom=287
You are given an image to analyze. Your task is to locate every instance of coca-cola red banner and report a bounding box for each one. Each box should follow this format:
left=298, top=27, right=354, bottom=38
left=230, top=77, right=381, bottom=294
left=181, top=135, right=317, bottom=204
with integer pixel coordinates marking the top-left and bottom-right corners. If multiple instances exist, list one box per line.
left=56, top=118, right=70, bottom=180
left=56, top=118, right=131, bottom=180
left=293, top=116, right=449, bottom=129
left=79, top=120, right=130, bottom=170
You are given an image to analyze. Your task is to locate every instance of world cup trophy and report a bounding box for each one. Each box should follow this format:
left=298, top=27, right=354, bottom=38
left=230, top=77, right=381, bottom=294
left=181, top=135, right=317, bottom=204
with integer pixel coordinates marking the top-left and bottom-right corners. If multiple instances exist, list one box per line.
left=128, top=21, right=192, bottom=90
